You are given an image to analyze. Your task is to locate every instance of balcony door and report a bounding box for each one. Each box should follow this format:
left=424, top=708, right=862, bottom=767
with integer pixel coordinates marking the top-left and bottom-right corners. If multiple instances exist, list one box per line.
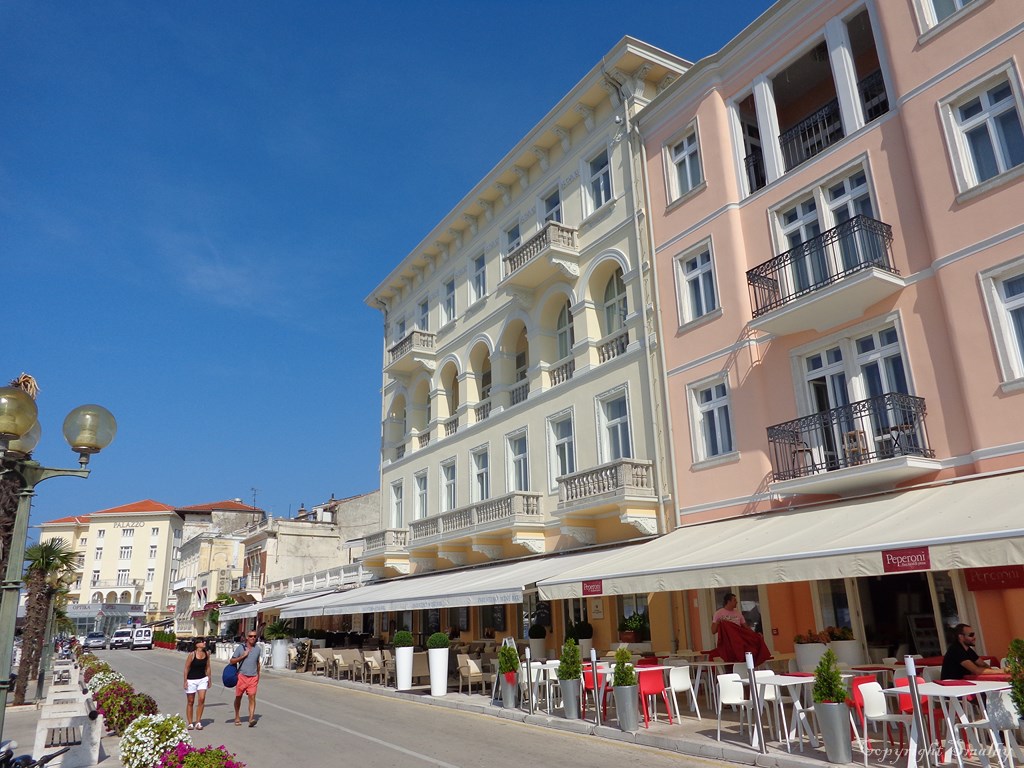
left=805, top=346, right=850, bottom=471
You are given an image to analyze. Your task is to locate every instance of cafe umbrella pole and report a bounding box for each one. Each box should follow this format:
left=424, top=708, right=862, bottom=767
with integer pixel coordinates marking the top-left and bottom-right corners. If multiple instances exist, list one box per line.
left=590, top=648, right=601, bottom=727
left=525, top=646, right=535, bottom=714
left=905, top=656, right=932, bottom=768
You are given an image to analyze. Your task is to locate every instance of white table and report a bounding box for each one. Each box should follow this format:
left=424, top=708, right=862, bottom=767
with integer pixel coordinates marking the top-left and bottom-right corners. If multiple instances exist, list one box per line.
left=886, top=679, right=1010, bottom=768
left=693, top=659, right=735, bottom=710
left=743, top=673, right=819, bottom=752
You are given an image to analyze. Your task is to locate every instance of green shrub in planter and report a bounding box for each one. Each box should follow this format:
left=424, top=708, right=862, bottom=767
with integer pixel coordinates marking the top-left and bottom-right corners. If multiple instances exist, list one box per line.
left=426, top=632, right=450, bottom=649
left=528, top=623, right=546, bottom=639
left=557, top=638, right=581, bottom=681
left=104, top=692, right=159, bottom=736
left=263, top=620, right=292, bottom=641
left=393, top=630, right=414, bottom=648
left=612, top=646, right=636, bottom=687
left=1006, top=637, right=1024, bottom=718
left=813, top=649, right=846, bottom=703
left=498, top=645, right=520, bottom=675
left=156, top=742, right=245, bottom=768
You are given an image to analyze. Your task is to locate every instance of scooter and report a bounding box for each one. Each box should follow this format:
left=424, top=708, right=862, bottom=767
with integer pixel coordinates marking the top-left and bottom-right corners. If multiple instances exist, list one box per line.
left=0, top=745, right=70, bottom=768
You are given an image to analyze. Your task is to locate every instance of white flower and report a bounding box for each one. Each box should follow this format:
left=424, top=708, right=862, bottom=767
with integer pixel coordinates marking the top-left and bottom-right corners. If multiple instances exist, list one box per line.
left=119, top=714, right=191, bottom=768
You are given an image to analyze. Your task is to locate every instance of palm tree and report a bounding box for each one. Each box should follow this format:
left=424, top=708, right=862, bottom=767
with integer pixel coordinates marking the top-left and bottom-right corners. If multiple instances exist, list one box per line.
left=14, top=538, right=77, bottom=705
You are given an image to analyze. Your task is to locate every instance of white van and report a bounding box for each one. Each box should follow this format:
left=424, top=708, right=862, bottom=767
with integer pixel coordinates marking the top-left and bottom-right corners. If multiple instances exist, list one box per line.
left=110, top=627, right=134, bottom=649
left=131, top=627, right=153, bottom=650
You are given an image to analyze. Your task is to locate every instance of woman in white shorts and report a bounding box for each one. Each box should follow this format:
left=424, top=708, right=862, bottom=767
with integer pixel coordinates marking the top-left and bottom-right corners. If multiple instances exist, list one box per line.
left=183, top=637, right=212, bottom=729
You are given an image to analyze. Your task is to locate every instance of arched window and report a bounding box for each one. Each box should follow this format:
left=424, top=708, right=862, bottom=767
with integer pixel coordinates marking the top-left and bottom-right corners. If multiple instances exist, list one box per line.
left=556, top=301, right=575, bottom=360
left=603, top=269, right=627, bottom=334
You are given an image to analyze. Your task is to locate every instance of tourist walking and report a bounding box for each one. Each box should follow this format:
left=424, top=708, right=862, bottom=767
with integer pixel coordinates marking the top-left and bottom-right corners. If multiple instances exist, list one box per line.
left=183, top=637, right=211, bottom=730
left=231, top=630, right=264, bottom=727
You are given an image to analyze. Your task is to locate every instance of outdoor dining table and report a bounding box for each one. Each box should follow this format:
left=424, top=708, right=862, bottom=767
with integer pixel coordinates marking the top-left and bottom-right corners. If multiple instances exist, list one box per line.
left=741, top=672, right=820, bottom=752
left=885, top=678, right=1012, bottom=768
left=693, top=658, right=734, bottom=710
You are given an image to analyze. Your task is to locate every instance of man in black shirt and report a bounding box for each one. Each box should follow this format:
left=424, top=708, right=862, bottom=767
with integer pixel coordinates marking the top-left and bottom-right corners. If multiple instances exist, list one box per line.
left=940, top=623, right=1001, bottom=679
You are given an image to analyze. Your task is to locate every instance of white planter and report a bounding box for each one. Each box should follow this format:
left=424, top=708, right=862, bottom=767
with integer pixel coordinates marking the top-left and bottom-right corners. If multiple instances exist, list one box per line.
left=830, top=639, right=864, bottom=667
left=795, top=642, right=828, bottom=672
left=271, top=638, right=289, bottom=669
left=428, top=647, right=449, bottom=696
left=529, top=638, right=547, bottom=660
left=395, top=646, right=414, bottom=690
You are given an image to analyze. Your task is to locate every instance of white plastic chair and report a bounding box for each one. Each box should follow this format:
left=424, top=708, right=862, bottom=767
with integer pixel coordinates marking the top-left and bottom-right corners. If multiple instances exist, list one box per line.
left=716, top=673, right=753, bottom=742
left=752, top=669, right=782, bottom=741
left=667, top=665, right=700, bottom=721
left=954, top=690, right=1022, bottom=768
left=859, top=681, right=913, bottom=767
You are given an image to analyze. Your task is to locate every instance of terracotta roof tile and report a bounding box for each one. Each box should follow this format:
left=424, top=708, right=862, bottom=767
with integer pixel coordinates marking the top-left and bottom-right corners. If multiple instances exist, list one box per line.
left=177, top=500, right=261, bottom=512
left=91, top=499, right=176, bottom=515
left=40, top=515, right=91, bottom=525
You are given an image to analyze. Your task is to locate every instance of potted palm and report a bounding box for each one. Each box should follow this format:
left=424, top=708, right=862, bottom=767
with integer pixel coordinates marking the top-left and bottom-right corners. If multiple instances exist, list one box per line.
left=612, top=645, right=639, bottom=731
left=498, top=644, right=520, bottom=709
left=528, top=623, right=547, bottom=660
left=264, top=620, right=292, bottom=670
left=426, top=631, right=450, bottom=696
left=813, top=648, right=852, bottom=763
left=393, top=629, right=414, bottom=691
left=557, top=638, right=582, bottom=719
left=794, top=628, right=829, bottom=671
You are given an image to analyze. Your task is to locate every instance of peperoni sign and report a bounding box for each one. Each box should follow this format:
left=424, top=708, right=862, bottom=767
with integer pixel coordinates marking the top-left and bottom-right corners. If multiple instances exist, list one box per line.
left=965, top=565, right=1024, bottom=591
left=582, top=579, right=603, bottom=596
left=881, top=546, right=930, bottom=573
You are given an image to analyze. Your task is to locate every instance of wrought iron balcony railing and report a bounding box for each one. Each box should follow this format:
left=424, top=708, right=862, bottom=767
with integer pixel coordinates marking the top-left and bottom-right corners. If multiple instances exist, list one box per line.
left=766, top=392, right=933, bottom=482
left=747, top=215, right=897, bottom=317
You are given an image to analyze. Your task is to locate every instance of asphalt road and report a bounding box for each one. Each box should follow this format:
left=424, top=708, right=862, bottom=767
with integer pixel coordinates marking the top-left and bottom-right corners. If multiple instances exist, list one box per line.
left=95, top=648, right=725, bottom=768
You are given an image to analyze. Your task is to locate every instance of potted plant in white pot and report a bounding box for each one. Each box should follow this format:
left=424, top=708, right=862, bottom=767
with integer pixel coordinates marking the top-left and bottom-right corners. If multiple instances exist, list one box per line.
left=794, top=629, right=829, bottom=672
left=426, top=631, right=450, bottom=696
left=1006, top=637, right=1024, bottom=724
left=498, top=644, right=520, bottom=709
left=557, top=638, right=582, bottom=719
left=528, top=623, right=547, bottom=660
left=612, top=645, right=639, bottom=732
left=393, top=630, right=414, bottom=691
left=827, top=625, right=864, bottom=666
left=264, top=620, right=292, bottom=670
left=813, top=648, right=852, bottom=764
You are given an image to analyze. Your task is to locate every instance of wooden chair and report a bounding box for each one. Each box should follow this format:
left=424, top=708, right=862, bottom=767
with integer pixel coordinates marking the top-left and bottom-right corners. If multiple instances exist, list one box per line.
left=457, top=653, right=487, bottom=694
left=843, top=430, right=868, bottom=465
left=311, top=651, right=328, bottom=676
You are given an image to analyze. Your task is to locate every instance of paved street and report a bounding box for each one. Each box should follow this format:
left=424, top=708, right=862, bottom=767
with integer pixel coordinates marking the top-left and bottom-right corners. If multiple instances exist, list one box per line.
left=93, top=649, right=727, bottom=768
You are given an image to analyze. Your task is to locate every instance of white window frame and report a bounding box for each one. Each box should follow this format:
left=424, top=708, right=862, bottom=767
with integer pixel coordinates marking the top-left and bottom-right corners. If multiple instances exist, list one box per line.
left=940, top=63, right=1024, bottom=196
left=116, top=569, right=130, bottom=586
left=78, top=536, right=87, bottom=547
left=146, top=568, right=154, bottom=583
left=441, top=277, right=457, bottom=325
left=470, top=254, right=486, bottom=303
left=542, top=188, right=562, bottom=223
left=597, top=387, right=632, bottom=462
left=149, top=545, right=157, bottom=559
left=548, top=410, right=576, bottom=489
left=121, top=527, right=134, bottom=538
left=94, top=547, right=103, bottom=561
left=585, top=147, right=612, bottom=214
left=556, top=300, right=575, bottom=360
left=507, top=430, right=529, bottom=493
left=603, top=268, right=628, bottom=335
left=390, top=481, right=404, bottom=528
left=674, top=240, right=719, bottom=327
left=980, top=256, right=1024, bottom=390
left=505, top=221, right=521, bottom=254
left=667, top=123, right=704, bottom=201
left=96, top=529, right=105, bottom=539
left=688, top=373, right=735, bottom=464
left=414, top=471, right=428, bottom=520
left=441, top=459, right=457, bottom=513
left=472, top=446, right=490, bottom=502
left=119, top=545, right=132, bottom=560
left=418, top=299, right=430, bottom=331
left=150, top=527, right=159, bottom=537
left=911, top=0, right=986, bottom=36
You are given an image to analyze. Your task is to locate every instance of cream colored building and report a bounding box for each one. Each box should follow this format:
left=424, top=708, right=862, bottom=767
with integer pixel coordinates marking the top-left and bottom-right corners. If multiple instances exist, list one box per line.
left=360, top=38, right=688, bottom=587
left=39, top=499, right=183, bottom=634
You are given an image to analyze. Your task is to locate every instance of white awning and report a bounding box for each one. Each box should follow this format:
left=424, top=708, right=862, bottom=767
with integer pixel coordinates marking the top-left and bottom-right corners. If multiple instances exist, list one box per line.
left=537, top=471, right=1024, bottom=600
left=285, top=546, right=645, bottom=618
left=221, top=590, right=336, bottom=620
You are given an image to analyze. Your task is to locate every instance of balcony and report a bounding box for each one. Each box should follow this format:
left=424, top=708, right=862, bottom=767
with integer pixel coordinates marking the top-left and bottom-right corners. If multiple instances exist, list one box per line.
left=767, top=392, right=941, bottom=496
left=556, top=458, right=659, bottom=535
left=548, top=359, right=575, bottom=387
left=597, top=330, right=629, bottom=363
left=747, top=215, right=903, bottom=336
left=408, top=491, right=543, bottom=547
left=386, top=330, right=437, bottom=377
left=89, top=579, right=144, bottom=590
left=502, top=221, right=580, bottom=290
left=362, top=528, right=409, bottom=557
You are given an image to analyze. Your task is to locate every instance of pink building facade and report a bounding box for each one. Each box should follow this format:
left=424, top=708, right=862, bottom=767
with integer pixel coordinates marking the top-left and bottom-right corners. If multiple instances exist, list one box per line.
left=638, top=0, right=1024, bottom=660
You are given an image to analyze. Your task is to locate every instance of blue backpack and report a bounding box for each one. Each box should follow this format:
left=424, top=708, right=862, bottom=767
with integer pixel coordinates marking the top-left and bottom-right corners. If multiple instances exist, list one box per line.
left=222, top=663, right=238, bottom=687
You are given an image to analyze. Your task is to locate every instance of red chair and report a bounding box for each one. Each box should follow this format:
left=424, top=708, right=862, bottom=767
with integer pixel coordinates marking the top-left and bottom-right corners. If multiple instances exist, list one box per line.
left=581, top=664, right=611, bottom=721
left=638, top=667, right=674, bottom=728
left=636, top=657, right=659, bottom=667
left=847, top=674, right=875, bottom=750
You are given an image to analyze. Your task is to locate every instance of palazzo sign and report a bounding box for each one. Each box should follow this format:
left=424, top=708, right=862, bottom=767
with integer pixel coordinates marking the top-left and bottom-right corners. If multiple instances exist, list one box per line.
left=582, top=579, right=603, bottom=596
left=881, top=546, right=930, bottom=573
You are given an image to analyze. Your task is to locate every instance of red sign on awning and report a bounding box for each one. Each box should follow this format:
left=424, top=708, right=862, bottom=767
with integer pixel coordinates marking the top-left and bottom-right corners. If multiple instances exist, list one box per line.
left=582, top=579, right=603, bottom=596
left=965, top=565, right=1024, bottom=591
left=881, top=546, right=930, bottom=573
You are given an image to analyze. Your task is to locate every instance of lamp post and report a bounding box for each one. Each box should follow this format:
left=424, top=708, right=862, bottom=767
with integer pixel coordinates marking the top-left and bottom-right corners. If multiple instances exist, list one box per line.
left=0, top=385, right=115, bottom=738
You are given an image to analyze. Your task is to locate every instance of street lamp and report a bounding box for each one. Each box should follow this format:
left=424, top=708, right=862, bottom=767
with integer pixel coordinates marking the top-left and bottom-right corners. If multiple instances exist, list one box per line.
left=0, top=385, right=115, bottom=737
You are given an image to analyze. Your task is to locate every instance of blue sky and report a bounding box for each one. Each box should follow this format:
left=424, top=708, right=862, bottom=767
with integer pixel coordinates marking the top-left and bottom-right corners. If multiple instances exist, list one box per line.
left=2, top=1, right=770, bottom=530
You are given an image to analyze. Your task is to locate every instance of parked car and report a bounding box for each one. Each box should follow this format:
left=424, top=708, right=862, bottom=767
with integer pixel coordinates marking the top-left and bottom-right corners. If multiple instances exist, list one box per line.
left=110, top=627, right=133, bottom=649
left=131, top=627, right=153, bottom=650
left=83, top=632, right=107, bottom=650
